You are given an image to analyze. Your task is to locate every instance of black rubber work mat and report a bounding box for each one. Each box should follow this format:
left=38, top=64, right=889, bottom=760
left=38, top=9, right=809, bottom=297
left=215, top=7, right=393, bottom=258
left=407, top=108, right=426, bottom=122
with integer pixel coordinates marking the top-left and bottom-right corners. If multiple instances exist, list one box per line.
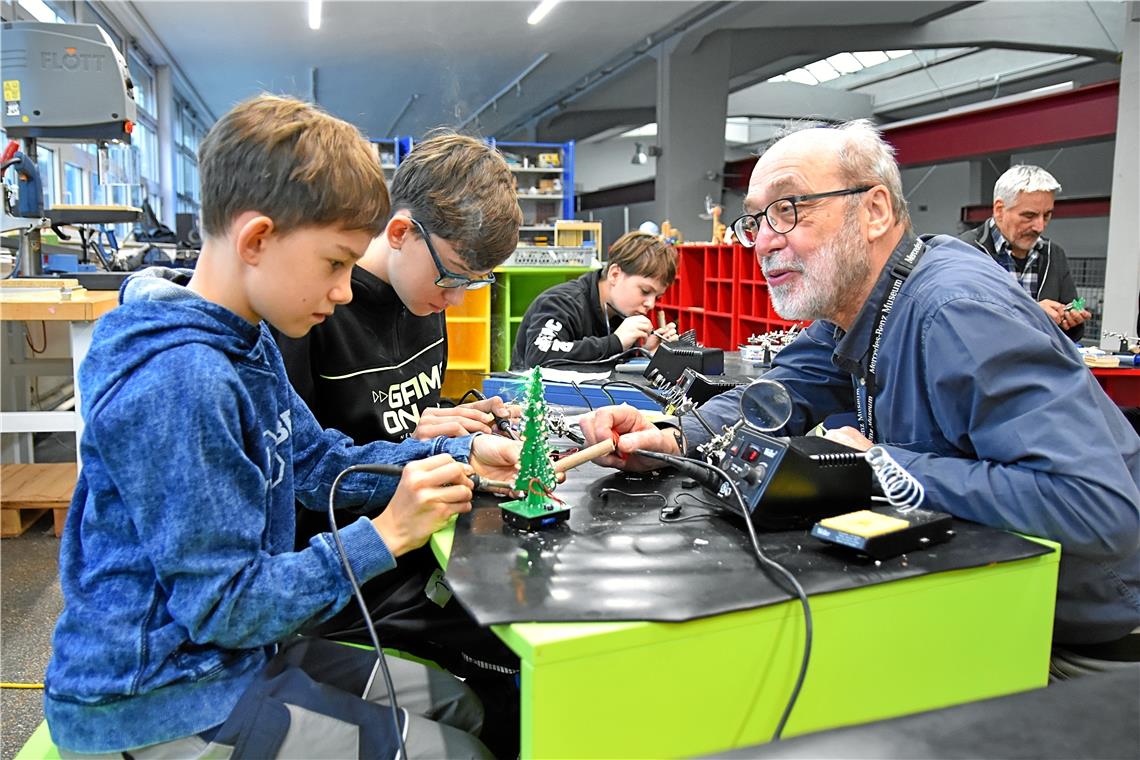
left=445, top=462, right=1053, bottom=626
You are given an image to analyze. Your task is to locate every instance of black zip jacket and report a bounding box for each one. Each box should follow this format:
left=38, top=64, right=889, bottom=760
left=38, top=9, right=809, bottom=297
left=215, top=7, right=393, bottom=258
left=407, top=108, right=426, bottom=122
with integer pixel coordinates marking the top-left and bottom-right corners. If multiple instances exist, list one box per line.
left=510, top=269, right=624, bottom=369
left=274, top=266, right=447, bottom=445
left=958, top=219, right=1084, bottom=341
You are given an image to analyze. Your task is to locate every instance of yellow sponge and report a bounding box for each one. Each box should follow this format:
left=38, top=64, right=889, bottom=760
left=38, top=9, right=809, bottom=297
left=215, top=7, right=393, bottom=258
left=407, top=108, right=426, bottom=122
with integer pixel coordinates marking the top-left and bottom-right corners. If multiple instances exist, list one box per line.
left=817, top=510, right=910, bottom=538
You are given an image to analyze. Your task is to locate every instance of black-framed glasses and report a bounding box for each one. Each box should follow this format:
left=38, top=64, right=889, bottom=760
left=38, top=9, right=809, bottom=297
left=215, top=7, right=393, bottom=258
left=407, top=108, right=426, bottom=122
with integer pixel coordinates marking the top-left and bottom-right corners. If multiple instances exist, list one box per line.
left=408, top=218, right=496, bottom=290
left=730, top=186, right=874, bottom=247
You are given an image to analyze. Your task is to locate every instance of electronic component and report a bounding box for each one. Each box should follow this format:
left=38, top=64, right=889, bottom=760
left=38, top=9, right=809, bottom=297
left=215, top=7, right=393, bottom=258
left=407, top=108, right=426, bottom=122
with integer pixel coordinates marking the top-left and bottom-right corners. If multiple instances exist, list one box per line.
left=500, top=503, right=571, bottom=531
left=714, top=428, right=872, bottom=530
left=675, top=368, right=742, bottom=406
left=810, top=508, right=955, bottom=559
left=644, top=341, right=725, bottom=386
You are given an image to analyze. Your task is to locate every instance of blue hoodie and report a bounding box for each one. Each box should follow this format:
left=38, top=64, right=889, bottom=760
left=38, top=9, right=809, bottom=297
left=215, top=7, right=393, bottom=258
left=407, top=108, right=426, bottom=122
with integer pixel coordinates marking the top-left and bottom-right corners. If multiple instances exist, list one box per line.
left=44, top=269, right=473, bottom=752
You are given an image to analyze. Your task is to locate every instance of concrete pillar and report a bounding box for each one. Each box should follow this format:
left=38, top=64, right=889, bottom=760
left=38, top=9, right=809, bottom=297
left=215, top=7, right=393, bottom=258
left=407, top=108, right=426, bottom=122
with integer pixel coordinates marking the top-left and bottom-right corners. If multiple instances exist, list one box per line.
left=968, top=155, right=1010, bottom=206
left=1100, top=2, right=1140, bottom=347
left=653, top=32, right=731, bottom=242
left=156, top=65, right=176, bottom=228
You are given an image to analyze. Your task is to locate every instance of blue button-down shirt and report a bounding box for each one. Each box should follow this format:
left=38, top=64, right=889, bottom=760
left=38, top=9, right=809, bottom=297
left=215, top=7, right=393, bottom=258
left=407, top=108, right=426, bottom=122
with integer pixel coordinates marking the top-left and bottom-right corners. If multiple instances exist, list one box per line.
left=688, top=234, right=1140, bottom=645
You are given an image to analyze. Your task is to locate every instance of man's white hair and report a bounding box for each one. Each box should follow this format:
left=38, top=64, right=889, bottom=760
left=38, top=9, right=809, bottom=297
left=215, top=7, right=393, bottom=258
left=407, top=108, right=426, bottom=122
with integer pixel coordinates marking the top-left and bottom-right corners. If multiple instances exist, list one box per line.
left=993, top=165, right=1062, bottom=206
left=767, top=119, right=911, bottom=229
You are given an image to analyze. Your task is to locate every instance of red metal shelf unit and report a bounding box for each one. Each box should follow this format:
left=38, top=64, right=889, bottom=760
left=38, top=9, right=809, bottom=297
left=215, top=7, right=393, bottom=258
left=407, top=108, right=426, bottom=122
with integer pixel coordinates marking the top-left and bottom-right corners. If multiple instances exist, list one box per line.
left=657, top=244, right=802, bottom=350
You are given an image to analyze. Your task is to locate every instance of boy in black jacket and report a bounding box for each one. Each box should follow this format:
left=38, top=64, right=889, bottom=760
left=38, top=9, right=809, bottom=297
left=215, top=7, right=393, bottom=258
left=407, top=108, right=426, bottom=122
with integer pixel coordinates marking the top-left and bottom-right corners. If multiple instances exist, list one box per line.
left=511, top=231, right=678, bottom=369
left=275, top=132, right=523, bottom=756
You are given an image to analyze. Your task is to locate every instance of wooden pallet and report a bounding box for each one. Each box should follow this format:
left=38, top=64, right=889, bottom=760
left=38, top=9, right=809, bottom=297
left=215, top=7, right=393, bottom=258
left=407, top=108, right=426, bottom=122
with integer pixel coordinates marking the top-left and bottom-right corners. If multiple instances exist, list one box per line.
left=0, top=463, right=77, bottom=538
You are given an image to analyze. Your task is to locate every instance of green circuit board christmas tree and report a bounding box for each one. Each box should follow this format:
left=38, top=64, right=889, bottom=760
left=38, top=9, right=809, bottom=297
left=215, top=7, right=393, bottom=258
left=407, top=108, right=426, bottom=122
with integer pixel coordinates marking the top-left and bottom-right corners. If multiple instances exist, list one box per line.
left=500, top=367, right=571, bottom=530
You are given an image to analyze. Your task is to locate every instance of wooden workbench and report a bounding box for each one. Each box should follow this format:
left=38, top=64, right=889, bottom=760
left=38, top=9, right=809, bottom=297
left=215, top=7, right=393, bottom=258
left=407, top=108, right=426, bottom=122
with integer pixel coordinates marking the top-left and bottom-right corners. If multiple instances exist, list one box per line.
left=0, top=281, right=119, bottom=535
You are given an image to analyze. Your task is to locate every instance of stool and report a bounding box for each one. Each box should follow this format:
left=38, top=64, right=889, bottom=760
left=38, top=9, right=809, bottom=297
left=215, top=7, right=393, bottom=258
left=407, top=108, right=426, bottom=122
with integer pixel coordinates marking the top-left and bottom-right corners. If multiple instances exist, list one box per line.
left=1, top=463, right=77, bottom=538
left=14, top=721, right=60, bottom=760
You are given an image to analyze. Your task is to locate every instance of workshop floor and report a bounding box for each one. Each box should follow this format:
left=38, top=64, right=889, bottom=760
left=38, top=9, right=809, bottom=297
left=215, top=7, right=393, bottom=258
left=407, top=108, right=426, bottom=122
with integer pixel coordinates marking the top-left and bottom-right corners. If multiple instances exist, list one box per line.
left=2, top=432, right=73, bottom=759
left=1, top=520, right=60, bottom=759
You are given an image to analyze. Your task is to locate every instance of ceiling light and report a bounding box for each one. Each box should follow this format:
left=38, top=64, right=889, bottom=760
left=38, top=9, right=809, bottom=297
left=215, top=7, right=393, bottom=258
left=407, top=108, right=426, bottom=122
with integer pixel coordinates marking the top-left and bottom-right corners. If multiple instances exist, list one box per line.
left=528, top=0, right=561, bottom=25
left=308, top=0, right=321, bottom=30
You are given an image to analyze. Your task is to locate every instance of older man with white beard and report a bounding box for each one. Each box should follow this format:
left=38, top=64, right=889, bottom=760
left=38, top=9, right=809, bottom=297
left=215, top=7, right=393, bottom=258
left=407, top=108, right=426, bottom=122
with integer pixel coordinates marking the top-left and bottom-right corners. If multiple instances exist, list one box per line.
left=579, top=120, right=1140, bottom=675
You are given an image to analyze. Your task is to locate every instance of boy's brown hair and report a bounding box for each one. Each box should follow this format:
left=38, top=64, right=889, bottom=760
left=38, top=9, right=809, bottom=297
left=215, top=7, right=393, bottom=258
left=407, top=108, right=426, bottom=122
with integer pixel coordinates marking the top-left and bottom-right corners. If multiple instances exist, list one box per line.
left=198, top=94, right=390, bottom=239
left=607, top=231, right=678, bottom=286
left=389, top=130, right=522, bottom=272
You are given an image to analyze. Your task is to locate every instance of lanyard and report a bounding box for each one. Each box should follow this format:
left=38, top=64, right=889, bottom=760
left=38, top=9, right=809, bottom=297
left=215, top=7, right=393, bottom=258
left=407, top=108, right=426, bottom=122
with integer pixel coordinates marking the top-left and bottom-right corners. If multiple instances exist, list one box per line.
left=854, top=237, right=927, bottom=443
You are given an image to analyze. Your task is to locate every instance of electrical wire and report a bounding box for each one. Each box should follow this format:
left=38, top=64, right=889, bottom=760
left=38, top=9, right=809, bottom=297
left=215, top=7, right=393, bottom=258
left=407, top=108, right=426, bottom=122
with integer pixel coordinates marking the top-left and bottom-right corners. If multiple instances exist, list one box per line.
left=24, top=321, right=46, bottom=354
left=634, top=449, right=812, bottom=741
left=598, top=487, right=667, bottom=507
left=597, top=379, right=670, bottom=407
left=569, top=381, right=594, bottom=411
left=457, top=389, right=485, bottom=405
left=865, top=446, right=925, bottom=513
left=537, top=346, right=648, bottom=369
left=327, top=464, right=408, bottom=760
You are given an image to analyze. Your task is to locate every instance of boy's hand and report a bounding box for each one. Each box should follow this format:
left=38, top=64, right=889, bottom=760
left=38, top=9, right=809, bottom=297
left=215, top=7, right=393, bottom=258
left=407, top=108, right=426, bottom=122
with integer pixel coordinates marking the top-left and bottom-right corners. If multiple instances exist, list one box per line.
left=469, top=433, right=523, bottom=484
left=644, top=321, right=678, bottom=353
left=371, top=454, right=473, bottom=556
left=615, top=315, right=654, bottom=349
left=579, top=404, right=680, bottom=471
left=411, top=396, right=519, bottom=439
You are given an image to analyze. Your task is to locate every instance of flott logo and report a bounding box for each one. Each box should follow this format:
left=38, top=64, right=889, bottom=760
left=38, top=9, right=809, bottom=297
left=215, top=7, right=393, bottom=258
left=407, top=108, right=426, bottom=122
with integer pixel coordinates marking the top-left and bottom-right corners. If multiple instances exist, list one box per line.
left=42, top=47, right=105, bottom=72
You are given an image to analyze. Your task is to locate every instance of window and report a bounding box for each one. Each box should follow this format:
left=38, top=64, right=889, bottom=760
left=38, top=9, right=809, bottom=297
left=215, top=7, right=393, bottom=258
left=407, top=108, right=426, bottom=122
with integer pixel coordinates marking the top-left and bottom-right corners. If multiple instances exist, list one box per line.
left=767, top=50, right=915, bottom=86
left=175, top=98, right=205, bottom=214
left=128, top=52, right=156, bottom=116
left=35, top=145, right=57, bottom=210
left=82, top=3, right=123, bottom=51
left=63, top=162, right=88, bottom=205
left=16, top=0, right=64, bottom=23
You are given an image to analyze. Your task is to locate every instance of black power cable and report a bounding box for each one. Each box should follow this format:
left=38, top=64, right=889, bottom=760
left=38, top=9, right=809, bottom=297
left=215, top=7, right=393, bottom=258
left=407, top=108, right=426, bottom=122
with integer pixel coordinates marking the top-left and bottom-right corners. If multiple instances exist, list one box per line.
left=327, top=463, right=409, bottom=760
left=634, top=449, right=813, bottom=741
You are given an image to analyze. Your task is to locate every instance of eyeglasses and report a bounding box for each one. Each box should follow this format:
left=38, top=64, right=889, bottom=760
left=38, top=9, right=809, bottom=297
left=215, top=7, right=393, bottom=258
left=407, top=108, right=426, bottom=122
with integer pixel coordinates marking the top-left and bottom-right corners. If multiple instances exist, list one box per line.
left=730, top=186, right=874, bottom=247
left=408, top=218, right=496, bottom=290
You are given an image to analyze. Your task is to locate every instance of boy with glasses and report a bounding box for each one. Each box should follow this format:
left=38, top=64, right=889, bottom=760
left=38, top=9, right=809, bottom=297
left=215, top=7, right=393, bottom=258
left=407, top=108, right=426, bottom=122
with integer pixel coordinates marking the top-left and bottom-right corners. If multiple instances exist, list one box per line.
left=274, top=131, right=524, bottom=756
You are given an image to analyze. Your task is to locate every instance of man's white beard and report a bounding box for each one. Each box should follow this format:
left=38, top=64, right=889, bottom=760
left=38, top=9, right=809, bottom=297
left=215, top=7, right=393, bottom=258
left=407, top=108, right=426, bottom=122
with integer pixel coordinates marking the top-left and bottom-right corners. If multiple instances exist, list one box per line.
left=769, top=208, right=870, bottom=322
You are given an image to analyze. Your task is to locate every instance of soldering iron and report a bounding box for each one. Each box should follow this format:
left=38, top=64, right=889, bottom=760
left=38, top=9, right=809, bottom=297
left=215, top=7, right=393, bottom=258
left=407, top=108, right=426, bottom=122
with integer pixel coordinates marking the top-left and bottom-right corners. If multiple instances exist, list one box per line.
left=353, top=462, right=515, bottom=492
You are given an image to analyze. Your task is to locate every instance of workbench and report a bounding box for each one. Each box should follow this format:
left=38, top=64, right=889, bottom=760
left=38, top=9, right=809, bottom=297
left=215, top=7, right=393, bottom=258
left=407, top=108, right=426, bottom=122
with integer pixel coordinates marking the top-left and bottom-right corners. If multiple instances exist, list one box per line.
left=0, top=282, right=119, bottom=534
left=430, top=461, right=1060, bottom=759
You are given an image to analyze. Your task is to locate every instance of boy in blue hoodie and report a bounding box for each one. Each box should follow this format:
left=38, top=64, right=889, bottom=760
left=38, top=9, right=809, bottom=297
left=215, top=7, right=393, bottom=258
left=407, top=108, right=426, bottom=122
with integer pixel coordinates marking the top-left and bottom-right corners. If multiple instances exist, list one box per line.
left=44, top=94, right=518, bottom=758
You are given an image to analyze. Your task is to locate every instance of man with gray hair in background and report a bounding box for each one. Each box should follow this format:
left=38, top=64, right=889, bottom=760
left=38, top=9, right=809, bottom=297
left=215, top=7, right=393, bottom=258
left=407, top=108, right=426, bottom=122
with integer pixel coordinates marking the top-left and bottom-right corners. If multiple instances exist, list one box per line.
left=959, top=164, right=1091, bottom=341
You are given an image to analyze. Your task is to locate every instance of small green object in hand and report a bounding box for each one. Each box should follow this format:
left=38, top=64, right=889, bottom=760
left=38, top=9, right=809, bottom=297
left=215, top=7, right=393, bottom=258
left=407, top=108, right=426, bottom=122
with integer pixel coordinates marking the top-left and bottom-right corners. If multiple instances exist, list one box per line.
left=1065, top=297, right=1086, bottom=312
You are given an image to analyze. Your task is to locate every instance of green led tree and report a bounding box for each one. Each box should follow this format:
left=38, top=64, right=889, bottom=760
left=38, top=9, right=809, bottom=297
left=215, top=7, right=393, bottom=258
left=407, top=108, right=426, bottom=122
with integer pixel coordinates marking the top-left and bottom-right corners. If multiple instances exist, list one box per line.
left=500, top=367, right=570, bottom=530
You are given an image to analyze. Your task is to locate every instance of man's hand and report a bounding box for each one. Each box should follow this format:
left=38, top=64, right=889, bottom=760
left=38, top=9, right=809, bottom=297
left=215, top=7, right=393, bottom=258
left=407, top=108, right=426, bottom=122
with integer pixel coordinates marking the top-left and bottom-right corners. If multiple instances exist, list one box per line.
left=614, top=315, right=654, bottom=349
left=372, top=454, right=474, bottom=556
left=579, top=404, right=681, bottom=471
left=410, top=396, right=519, bottom=439
left=1061, top=306, right=1091, bottom=332
left=822, top=426, right=873, bottom=452
left=644, top=321, right=678, bottom=353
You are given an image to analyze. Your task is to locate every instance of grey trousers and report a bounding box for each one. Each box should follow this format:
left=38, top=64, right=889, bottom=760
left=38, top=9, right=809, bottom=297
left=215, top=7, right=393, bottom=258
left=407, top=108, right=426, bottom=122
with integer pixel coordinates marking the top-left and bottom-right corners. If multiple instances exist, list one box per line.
left=59, top=644, right=492, bottom=760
